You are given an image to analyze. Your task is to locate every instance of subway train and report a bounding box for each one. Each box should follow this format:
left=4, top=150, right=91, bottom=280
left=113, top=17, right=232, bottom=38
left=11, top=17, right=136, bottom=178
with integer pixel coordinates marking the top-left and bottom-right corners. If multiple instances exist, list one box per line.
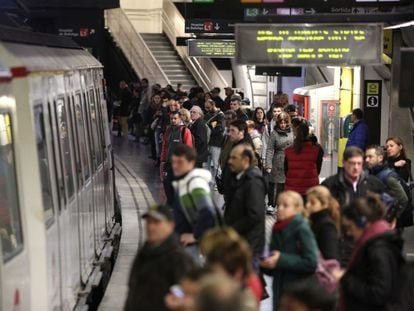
left=0, top=26, right=119, bottom=310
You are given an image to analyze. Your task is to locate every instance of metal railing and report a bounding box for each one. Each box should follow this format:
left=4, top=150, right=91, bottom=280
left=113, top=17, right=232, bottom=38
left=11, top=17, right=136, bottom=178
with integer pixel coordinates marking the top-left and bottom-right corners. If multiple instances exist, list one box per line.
left=162, top=0, right=228, bottom=91
left=105, top=8, right=170, bottom=86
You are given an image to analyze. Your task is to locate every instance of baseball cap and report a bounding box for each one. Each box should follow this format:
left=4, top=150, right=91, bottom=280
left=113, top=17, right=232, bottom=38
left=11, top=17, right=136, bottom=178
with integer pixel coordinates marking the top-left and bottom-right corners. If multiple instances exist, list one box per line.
left=230, top=94, right=242, bottom=101
left=143, top=204, right=174, bottom=221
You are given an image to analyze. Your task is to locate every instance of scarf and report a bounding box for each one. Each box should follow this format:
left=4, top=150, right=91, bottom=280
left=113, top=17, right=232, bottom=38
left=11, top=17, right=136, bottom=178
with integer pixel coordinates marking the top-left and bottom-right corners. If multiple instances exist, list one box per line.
left=273, top=215, right=296, bottom=232
left=276, top=127, right=291, bottom=135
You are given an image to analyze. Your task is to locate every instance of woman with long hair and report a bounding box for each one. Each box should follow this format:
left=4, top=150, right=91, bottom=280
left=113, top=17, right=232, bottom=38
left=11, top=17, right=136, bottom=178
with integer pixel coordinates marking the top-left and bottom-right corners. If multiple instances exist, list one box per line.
left=386, top=136, right=412, bottom=182
left=284, top=120, right=324, bottom=196
left=265, top=112, right=293, bottom=214
left=306, top=185, right=340, bottom=260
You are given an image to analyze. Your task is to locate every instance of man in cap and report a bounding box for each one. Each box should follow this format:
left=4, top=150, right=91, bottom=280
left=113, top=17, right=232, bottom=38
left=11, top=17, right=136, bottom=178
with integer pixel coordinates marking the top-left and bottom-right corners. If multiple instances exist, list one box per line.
left=230, top=94, right=249, bottom=122
left=125, top=204, right=195, bottom=311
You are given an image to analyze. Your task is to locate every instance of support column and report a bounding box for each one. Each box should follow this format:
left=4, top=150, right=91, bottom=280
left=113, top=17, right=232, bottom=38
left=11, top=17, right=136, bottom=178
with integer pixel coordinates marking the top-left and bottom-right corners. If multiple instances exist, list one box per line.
left=338, top=67, right=353, bottom=167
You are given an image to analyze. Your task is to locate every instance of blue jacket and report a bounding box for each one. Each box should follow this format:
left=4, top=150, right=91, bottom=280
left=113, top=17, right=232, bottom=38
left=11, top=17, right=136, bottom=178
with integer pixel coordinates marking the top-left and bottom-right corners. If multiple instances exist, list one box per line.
left=346, top=120, right=369, bottom=150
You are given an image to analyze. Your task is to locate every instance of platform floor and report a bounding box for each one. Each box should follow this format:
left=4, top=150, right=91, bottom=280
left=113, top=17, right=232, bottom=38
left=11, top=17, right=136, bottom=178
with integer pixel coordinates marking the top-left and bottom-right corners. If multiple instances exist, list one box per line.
left=99, top=134, right=414, bottom=311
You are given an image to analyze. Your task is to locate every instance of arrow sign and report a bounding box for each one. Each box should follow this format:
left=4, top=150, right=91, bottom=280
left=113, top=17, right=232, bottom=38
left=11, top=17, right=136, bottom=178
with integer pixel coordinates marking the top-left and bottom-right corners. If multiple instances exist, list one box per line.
left=214, top=23, right=220, bottom=31
left=305, top=8, right=316, bottom=14
left=263, top=8, right=269, bottom=15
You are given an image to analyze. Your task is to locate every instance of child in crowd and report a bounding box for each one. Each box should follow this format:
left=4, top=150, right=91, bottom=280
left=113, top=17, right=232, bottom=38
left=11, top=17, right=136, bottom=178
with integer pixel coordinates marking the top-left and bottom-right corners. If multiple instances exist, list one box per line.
left=306, top=186, right=340, bottom=260
left=260, top=191, right=318, bottom=310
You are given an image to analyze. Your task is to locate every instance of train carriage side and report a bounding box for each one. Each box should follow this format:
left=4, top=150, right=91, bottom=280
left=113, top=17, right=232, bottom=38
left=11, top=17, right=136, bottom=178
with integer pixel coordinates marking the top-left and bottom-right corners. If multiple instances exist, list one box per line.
left=0, top=33, right=116, bottom=310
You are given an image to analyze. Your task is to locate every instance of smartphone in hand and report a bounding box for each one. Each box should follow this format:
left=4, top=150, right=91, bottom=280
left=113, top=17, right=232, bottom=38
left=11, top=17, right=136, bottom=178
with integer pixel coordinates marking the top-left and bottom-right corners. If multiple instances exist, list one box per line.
left=170, top=285, right=185, bottom=298
left=259, top=251, right=273, bottom=260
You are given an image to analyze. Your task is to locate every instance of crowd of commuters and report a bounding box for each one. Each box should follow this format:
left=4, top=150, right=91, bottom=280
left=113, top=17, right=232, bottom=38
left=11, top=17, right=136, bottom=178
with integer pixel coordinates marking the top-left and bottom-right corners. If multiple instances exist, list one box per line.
left=116, top=79, right=414, bottom=311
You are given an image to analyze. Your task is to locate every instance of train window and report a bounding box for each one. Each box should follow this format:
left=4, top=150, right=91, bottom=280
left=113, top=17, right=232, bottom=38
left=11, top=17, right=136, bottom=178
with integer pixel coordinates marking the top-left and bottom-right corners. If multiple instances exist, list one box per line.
left=95, top=88, right=107, bottom=161
left=55, top=98, right=75, bottom=199
left=74, top=94, right=90, bottom=181
left=89, top=90, right=102, bottom=165
left=67, top=96, right=82, bottom=188
left=33, top=105, right=54, bottom=224
left=82, top=92, right=95, bottom=170
left=0, top=112, right=23, bottom=262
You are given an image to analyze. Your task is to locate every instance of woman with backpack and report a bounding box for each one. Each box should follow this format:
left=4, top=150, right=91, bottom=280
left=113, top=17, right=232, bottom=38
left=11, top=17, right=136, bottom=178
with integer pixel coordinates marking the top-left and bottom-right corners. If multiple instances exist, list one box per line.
left=333, top=193, right=404, bottom=311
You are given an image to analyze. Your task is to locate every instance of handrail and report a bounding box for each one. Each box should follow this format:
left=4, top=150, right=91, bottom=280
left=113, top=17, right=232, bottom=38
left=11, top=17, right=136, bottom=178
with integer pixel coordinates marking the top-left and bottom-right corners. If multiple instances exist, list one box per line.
left=162, top=0, right=229, bottom=92
left=105, top=8, right=170, bottom=86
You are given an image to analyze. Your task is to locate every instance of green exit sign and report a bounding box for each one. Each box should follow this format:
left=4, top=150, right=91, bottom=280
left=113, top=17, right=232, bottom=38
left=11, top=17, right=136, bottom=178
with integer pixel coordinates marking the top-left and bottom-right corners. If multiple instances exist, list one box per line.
left=193, top=0, right=214, bottom=3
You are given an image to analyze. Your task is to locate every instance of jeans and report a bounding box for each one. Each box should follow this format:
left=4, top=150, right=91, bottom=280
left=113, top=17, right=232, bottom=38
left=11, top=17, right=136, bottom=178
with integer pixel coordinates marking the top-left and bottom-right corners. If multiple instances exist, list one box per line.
left=208, top=146, right=221, bottom=178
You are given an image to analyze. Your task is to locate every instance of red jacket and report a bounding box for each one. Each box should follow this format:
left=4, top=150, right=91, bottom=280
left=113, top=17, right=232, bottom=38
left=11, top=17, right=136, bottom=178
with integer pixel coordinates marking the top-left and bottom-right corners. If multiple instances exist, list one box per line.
left=160, top=125, right=193, bottom=162
left=284, top=141, right=323, bottom=195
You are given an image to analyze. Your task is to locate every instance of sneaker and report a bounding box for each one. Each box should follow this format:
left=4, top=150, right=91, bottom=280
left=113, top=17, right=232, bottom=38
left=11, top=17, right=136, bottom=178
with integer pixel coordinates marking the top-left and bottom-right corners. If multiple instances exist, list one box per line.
left=266, top=205, right=275, bottom=215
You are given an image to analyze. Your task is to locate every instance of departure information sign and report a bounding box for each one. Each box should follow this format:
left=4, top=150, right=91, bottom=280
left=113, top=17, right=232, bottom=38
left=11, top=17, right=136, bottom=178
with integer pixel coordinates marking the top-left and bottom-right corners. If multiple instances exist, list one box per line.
left=236, top=23, right=382, bottom=65
left=188, top=39, right=235, bottom=58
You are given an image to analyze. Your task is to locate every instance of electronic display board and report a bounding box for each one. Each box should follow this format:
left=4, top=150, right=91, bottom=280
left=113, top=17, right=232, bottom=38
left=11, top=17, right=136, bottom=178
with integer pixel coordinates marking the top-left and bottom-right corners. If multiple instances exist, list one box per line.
left=235, top=23, right=382, bottom=65
left=188, top=39, right=235, bottom=57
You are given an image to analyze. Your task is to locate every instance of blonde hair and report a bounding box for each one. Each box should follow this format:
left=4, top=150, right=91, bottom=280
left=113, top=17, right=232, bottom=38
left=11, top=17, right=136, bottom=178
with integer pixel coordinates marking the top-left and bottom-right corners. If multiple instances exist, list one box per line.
left=179, top=108, right=191, bottom=123
left=306, top=186, right=340, bottom=231
left=278, top=191, right=304, bottom=212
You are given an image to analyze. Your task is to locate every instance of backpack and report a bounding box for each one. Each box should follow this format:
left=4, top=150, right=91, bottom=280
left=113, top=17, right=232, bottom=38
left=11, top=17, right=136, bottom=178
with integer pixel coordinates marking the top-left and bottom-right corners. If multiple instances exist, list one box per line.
left=377, top=167, right=413, bottom=227
left=184, top=176, right=223, bottom=228
left=180, top=126, right=195, bottom=148
left=205, top=123, right=211, bottom=144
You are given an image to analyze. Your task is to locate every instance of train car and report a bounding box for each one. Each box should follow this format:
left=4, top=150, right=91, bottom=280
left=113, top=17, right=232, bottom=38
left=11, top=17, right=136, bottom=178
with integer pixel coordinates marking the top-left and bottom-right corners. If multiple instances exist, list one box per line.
left=293, top=83, right=340, bottom=178
left=0, top=26, right=118, bottom=310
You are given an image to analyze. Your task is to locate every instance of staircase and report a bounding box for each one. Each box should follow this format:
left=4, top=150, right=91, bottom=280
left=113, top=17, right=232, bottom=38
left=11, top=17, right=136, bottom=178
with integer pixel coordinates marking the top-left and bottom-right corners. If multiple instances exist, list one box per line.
left=248, top=65, right=268, bottom=108
left=140, top=33, right=197, bottom=91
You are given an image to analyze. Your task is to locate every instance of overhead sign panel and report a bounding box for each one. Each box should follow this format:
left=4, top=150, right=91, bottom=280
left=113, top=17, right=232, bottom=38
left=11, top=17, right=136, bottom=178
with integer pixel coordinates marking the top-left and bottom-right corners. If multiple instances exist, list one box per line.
left=235, top=23, right=382, bottom=65
left=185, top=19, right=235, bottom=33
left=188, top=39, right=235, bottom=58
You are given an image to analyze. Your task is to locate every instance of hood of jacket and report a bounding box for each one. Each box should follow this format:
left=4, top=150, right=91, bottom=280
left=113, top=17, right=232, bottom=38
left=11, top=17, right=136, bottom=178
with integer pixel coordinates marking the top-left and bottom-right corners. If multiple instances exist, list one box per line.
left=173, top=168, right=212, bottom=193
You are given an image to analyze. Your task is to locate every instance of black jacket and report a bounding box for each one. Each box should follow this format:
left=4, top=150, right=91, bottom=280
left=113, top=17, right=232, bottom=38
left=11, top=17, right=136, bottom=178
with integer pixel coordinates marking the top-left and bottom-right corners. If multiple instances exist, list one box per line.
left=321, top=170, right=384, bottom=209
left=205, top=110, right=224, bottom=147
left=341, top=233, right=404, bottom=311
left=309, top=209, right=339, bottom=260
left=224, top=166, right=266, bottom=254
left=119, top=87, right=133, bottom=117
left=124, top=234, right=195, bottom=311
left=190, top=118, right=209, bottom=164
left=388, top=155, right=412, bottom=182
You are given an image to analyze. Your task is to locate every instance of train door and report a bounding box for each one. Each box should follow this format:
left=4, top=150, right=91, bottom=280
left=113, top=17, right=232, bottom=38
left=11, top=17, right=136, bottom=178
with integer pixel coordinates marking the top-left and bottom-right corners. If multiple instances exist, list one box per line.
left=33, top=89, right=62, bottom=311
left=94, top=81, right=112, bottom=232
left=72, top=89, right=94, bottom=283
left=319, top=101, right=340, bottom=178
left=49, top=83, right=81, bottom=308
left=88, top=86, right=106, bottom=252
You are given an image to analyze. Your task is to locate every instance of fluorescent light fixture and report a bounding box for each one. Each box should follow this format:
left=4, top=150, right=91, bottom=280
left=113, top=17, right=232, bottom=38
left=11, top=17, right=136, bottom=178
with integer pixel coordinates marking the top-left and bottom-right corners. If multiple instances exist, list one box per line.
left=385, top=20, right=414, bottom=29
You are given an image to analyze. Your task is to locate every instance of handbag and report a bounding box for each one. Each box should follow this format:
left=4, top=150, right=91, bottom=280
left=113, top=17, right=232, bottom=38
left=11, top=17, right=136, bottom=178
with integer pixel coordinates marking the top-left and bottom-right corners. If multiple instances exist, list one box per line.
left=315, top=253, right=340, bottom=293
